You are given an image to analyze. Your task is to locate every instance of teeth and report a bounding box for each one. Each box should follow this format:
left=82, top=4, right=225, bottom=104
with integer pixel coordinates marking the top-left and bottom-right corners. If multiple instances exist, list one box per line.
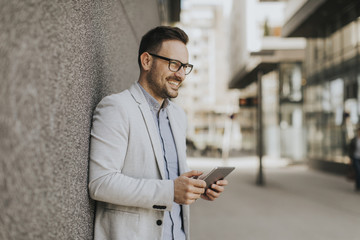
left=169, top=81, right=179, bottom=86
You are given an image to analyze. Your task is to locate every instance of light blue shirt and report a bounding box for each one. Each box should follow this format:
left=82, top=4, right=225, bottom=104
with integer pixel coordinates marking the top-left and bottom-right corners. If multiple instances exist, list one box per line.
left=139, top=83, right=186, bottom=240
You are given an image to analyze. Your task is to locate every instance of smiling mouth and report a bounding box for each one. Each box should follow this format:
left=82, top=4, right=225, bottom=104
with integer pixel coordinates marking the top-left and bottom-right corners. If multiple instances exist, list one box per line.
left=168, top=80, right=181, bottom=88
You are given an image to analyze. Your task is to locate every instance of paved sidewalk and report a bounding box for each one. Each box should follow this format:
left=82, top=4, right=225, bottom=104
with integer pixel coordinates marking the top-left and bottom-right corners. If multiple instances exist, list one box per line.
left=188, top=157, right=360, bottom=240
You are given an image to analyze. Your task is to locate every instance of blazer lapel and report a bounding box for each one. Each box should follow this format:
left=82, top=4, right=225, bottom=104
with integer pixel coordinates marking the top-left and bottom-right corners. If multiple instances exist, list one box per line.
left=167, top=105, right=187, bottom=175
left=129, top=83, right=166, bottom=179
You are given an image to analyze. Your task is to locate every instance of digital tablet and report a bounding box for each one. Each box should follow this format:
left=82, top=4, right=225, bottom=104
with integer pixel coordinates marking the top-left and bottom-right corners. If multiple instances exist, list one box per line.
left=197, top=166, right=235, bottom=190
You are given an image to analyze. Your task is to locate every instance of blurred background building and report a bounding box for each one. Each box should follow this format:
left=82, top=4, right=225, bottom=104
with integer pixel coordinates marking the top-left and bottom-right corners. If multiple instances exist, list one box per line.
left=228, top=0, right=306, bottom=162
left=176, top=0, right=360, bottom=174
left=175, top=0, right=308, bottom=163
left=175, top=0, right=242, bottom=159
left=282, top=0, right=360, bottom=173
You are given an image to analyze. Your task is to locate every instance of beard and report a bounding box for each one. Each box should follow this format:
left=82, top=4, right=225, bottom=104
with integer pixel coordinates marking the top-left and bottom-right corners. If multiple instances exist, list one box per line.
left=146, top=67, right=181, bottom=100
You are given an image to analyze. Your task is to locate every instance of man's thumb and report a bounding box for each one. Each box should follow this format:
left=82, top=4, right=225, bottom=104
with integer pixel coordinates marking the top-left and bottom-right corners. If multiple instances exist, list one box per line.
left=182, top=170, right=203, bottom=178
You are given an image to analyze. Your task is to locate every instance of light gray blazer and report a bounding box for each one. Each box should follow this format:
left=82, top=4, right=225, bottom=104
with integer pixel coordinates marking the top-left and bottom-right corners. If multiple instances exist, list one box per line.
left=89, top=82, right=190, bottom=240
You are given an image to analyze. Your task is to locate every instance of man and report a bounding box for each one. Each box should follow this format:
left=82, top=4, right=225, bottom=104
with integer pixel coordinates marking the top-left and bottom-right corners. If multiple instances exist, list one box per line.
left=88, top=26, right=228, bottom=240
left=348, top=128, right=360, bottom=191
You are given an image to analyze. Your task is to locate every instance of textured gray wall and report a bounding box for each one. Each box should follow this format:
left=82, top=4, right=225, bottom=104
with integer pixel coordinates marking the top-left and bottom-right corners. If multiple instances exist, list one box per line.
left=0, top=0, right=161, bottom=239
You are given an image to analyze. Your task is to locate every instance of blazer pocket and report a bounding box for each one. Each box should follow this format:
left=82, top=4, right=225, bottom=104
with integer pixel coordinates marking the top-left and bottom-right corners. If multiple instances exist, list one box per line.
left=103, top=208, right=140, bottom=240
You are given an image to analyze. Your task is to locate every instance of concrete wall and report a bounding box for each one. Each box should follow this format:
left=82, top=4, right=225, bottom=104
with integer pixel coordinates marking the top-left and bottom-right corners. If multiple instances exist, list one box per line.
left=0, top=0, right=161, bottom=239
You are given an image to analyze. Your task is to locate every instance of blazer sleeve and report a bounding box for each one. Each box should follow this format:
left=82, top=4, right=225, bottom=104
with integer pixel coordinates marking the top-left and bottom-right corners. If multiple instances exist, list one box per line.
left=88, top=95, right=174, bottom=211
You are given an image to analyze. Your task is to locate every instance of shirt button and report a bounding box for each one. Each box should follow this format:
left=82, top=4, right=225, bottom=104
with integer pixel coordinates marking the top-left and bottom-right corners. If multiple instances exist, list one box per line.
left=156, top=220, right=162, bottom=226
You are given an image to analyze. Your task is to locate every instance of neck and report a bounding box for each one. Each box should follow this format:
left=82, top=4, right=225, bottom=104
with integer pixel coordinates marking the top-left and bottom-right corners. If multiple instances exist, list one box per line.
left=138, top=77, right=165, bottom=106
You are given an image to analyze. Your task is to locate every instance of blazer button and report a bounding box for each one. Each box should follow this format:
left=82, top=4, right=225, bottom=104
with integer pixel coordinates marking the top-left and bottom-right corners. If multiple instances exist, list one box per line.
left=156, top=220, right=162, bottom=226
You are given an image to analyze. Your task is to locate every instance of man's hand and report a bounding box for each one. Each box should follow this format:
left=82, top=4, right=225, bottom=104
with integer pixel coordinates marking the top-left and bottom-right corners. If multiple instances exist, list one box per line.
left=201, top=179, right=228, bottom=201
left=174, top=170, right=206, bottom=205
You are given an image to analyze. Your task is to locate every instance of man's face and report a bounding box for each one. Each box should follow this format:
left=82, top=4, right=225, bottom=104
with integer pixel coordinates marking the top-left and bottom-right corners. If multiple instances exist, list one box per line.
left=146, top=40, right=189, bottom=103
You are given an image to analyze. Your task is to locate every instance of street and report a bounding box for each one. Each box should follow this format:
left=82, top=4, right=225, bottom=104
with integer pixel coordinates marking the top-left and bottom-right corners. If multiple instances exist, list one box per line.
left=188, top=157, right=360, bottom=240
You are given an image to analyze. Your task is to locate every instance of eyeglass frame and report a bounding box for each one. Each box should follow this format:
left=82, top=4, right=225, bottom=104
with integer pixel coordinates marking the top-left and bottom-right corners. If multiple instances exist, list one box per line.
left=148, top=53, right=193, bottom=75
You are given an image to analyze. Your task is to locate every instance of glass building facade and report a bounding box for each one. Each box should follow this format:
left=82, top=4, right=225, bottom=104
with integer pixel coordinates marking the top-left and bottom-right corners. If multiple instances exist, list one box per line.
left=303, top=17, right=360, bottom=165
left=279, top=62, right=306, bottom=161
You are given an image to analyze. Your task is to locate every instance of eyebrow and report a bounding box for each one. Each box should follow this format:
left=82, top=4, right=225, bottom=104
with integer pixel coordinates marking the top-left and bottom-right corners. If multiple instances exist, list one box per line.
left=149, top=53, right=189, bottom=65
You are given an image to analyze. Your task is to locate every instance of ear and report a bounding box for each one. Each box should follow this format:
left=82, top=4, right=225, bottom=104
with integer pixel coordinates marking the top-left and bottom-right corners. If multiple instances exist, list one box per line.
left=140, top=52, right=152, bottom=71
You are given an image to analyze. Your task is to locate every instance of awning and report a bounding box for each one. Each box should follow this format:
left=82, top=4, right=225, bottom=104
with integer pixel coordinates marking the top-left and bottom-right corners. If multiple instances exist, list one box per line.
left=229, top=46, right=305, bottom=89
left=229, top=62, right=277, bottom=89
left=282, top=0, right=360, bottom=38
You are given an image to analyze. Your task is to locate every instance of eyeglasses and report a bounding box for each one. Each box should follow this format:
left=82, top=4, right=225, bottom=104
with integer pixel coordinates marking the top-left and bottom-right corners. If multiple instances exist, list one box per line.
left=148, top=53, right=193, bottom=75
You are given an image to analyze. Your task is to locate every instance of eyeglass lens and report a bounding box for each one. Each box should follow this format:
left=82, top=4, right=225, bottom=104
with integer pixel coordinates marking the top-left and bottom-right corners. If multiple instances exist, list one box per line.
left=169, top=61, right=192, bottom=75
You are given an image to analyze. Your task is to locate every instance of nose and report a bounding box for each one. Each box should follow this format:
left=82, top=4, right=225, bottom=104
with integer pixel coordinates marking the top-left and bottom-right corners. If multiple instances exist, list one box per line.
left=175, top=66, right=186, bottom=80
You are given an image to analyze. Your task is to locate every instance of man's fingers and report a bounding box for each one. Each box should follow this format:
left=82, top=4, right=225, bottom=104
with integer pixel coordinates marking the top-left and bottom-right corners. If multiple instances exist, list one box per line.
left=189, top=183, right=205, bottom=194
left=200, top=191, right=216, bottom=201
left=205, top=188, right=220, bottom=200
left=181, top=170, right=203, bottom=178
left=180, top=178, right=205, bottom=194
left=174, top=169, right=230, bottom=204
left=174, top=171, right=206, bottom=205
left=188, top=192, right=202, bottom=200
left=216, top=179, right=228, bottom=186
left=182, top=191, right=203, bottom=205
left=210, top=184, right=224, bottom=193
left=190, top=178, right=206, bottom=188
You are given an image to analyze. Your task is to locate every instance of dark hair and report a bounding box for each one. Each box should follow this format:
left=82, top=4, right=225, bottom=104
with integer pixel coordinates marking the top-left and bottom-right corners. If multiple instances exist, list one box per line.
left=138, top=26, right=189, bottom=68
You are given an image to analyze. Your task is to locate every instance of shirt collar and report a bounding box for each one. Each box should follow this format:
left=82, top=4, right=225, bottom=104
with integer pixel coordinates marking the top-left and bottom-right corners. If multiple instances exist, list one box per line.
left=137, top=82, right=169, bottom=112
